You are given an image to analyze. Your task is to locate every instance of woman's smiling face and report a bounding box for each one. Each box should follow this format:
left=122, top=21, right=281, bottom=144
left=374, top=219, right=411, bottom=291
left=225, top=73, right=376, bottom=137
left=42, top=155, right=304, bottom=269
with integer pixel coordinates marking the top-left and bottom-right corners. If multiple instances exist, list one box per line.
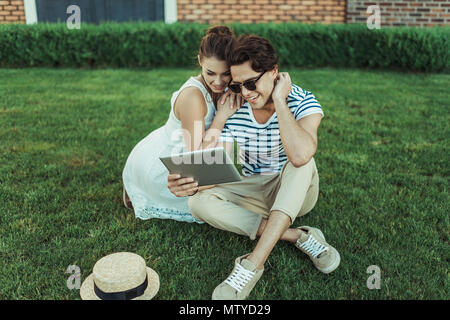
left=199, top=55, right=231, bottom=94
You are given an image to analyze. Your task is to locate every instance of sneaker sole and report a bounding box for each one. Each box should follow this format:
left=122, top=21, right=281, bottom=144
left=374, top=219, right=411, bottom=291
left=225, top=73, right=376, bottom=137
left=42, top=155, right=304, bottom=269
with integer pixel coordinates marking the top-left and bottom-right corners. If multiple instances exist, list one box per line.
left=315, top=248, right=340, bottom=274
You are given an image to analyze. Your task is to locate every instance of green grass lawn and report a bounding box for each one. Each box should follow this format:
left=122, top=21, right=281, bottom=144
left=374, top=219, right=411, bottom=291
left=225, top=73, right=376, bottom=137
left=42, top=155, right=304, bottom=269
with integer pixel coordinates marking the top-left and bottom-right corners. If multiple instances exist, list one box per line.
left=0, top=67, right=448, bottom=300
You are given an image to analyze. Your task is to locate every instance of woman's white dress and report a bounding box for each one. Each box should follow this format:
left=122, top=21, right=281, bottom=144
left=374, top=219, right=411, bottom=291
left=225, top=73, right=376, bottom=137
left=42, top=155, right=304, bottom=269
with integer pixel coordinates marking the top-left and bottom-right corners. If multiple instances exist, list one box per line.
left=122, top=77, right=216, bottom=223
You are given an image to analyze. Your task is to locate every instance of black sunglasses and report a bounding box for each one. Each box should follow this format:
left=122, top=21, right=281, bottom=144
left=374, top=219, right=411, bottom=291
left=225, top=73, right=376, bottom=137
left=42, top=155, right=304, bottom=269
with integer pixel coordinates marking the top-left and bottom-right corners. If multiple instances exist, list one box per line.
left=228, top=70, right=266, bottom=94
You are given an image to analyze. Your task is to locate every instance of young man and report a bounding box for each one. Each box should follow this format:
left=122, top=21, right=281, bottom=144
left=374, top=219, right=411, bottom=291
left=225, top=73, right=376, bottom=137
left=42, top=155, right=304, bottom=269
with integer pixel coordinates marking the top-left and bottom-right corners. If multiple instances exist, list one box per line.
left=171, top=34, right=340, bottom=300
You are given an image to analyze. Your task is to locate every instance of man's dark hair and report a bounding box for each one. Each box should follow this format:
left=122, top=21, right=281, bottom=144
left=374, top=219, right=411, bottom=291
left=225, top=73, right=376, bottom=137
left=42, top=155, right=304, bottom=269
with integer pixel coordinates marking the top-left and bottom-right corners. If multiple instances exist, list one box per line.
left=227, top=34, right=279, bottom=72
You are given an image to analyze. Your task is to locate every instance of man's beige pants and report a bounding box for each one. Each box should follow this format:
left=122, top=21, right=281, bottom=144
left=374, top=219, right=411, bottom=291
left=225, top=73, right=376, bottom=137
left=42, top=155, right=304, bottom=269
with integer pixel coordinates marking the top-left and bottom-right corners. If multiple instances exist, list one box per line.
left=188, top=158, right=319, bottom=240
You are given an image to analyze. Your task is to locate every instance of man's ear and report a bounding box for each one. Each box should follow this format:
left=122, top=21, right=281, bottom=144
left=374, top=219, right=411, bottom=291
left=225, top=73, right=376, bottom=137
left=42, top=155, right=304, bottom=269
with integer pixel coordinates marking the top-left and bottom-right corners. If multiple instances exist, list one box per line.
left=271, top=64, right=279, bottom=78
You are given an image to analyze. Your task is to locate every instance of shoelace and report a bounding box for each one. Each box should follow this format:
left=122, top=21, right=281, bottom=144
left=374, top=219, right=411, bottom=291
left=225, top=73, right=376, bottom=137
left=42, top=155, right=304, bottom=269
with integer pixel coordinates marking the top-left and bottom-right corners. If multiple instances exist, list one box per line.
left=224, top=263, right=256, bottom=293
left=297, top=235, right=328, bottom=259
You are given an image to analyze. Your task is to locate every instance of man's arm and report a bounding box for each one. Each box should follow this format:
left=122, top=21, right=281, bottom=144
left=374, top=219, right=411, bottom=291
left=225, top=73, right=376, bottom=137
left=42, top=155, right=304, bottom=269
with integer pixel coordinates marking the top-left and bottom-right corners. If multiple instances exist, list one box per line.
left=276, top=105, right=321, bottom=167
left=272, top=73, right=322, bottom=167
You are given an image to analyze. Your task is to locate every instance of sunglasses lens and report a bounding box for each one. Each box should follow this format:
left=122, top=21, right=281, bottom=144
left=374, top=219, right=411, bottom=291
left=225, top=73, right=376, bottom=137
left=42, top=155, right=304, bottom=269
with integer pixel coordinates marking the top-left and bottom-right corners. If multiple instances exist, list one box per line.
left=229, top=85, right=241, bottom=93
left=243, top=81, right=257, bottom=91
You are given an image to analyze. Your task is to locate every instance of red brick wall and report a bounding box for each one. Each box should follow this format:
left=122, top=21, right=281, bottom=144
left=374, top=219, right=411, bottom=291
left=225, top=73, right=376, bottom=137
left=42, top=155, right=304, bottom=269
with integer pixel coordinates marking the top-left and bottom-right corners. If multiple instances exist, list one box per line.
left=177, top=0, right=347, bottom=24
left=0, top=0, right=25, bottom=24
left=346, top=0, right=450, bottom=27
left=1, top=0, right=448, bottom=27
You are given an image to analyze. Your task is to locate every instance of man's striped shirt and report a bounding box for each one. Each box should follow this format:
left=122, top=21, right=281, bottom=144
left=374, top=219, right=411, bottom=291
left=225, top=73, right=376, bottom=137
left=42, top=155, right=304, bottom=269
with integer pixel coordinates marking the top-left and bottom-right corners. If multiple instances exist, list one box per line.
left=219, top=84, right=324, bottom=176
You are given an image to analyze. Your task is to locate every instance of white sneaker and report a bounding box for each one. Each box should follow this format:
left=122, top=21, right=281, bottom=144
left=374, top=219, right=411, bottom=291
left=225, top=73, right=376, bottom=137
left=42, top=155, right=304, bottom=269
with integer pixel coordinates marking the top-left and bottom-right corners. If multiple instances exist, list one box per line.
left=212, top=254, right=264, bottom=300
left=295, top=226, right=341, bottom=274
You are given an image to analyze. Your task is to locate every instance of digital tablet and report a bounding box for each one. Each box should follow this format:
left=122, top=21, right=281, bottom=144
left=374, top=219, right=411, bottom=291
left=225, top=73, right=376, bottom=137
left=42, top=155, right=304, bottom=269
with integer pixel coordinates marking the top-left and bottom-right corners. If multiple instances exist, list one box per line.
left=159, top=147, right=242, bottom=186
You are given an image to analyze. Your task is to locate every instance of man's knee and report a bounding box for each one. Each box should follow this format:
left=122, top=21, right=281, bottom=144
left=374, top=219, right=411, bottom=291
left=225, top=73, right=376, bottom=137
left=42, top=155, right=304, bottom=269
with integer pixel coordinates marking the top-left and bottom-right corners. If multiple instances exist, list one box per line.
left=188, top=193, right=203, bottom=220
left=276, top=157, right=319, bottom=218
left=188, top=191, right=218, bottom=220
left=285, top=157, right=315, bottom=174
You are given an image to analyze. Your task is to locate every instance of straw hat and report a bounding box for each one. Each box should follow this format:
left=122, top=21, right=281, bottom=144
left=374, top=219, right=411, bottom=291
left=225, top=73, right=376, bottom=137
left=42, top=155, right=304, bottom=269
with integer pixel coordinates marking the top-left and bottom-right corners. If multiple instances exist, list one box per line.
left=80, top=252, right=159, bottom=300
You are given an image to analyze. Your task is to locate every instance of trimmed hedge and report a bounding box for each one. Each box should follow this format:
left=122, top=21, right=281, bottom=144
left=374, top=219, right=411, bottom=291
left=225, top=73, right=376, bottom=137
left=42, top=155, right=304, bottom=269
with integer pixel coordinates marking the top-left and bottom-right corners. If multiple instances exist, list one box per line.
left=0, top=22, right=448, bottom=72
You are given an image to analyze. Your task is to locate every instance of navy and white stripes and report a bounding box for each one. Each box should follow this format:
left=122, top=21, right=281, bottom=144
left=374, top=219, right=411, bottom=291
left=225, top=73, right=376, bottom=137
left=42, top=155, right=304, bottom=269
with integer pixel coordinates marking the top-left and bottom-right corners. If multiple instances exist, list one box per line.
left=219, top=84, right=324, bottom=176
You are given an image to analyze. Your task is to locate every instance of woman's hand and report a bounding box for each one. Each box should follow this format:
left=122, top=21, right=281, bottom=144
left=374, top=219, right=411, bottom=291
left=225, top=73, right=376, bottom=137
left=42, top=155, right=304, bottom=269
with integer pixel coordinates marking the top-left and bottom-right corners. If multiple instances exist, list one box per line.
left=216, top=91, right=243, bottom=120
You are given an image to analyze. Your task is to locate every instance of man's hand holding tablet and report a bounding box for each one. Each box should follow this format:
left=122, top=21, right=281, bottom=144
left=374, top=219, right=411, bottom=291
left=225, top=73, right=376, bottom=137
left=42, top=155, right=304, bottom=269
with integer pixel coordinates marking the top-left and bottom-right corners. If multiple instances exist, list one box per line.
left=167, top=173, right=216, bottom=197
left=162, top=147, right=241, bottom=197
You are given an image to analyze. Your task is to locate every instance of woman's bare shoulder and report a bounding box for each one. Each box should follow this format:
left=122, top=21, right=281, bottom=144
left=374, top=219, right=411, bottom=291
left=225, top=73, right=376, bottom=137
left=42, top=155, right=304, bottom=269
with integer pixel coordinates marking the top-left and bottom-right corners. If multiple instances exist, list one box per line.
left=174, top=85, right=207, bottom=120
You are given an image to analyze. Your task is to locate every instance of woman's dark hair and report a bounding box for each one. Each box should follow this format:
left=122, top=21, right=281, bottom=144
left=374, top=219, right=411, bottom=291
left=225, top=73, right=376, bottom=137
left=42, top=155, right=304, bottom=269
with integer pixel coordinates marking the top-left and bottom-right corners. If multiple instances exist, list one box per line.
left=227, top=34, right=279, bottom=72
left=198, top=26, right=234, bottom=62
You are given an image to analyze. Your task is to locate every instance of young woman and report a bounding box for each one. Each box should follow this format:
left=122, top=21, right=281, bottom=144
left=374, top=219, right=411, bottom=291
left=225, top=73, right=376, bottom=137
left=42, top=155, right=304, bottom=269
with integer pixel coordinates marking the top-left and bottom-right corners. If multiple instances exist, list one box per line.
left=122, top=26, right=241, bottom=223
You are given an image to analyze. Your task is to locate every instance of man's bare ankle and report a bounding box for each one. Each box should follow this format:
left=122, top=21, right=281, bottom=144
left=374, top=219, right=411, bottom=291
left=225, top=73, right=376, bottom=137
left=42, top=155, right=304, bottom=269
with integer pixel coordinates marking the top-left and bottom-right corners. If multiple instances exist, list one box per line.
left=286, top=227, right=303, bottom=243
left=246, top=254, right=264, bottom=270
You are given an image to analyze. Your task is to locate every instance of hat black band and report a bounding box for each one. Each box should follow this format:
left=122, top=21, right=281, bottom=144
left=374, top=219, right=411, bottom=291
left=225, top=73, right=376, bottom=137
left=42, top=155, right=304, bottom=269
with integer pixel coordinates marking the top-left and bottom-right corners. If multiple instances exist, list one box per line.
left=94, top=275, right=148, bottom=300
